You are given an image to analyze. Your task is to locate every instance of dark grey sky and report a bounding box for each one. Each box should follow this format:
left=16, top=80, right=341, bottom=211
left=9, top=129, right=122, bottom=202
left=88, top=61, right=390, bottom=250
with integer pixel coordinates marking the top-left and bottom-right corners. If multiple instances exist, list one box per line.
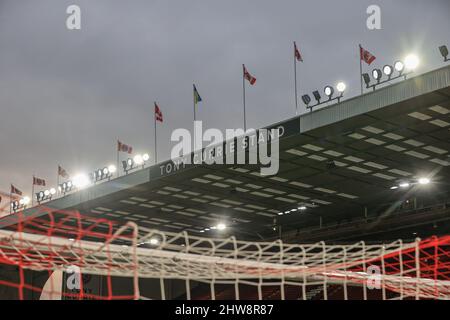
left=1, top=0, right=449, bottom=197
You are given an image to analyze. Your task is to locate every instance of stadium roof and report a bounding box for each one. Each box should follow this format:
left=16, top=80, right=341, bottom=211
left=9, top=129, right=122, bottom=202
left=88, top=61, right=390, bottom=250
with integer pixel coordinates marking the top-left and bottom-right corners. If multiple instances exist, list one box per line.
left=2, top=65, right=450, bottom=240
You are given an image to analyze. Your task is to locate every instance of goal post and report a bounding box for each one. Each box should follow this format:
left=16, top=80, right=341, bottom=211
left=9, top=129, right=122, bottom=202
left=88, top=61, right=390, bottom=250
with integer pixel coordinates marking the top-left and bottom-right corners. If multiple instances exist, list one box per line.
left=1, top=207, right=449, bottom=300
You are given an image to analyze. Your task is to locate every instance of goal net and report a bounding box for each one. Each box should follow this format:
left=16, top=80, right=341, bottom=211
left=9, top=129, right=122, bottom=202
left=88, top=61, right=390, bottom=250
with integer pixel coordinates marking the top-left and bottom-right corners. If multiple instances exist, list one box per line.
left=0, top=207, right=449, bottom=300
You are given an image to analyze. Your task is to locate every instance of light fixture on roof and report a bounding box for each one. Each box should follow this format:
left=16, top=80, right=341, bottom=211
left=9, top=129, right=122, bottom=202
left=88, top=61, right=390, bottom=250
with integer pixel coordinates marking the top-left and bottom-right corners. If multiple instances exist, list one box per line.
left=439, top=45, right=449, bottom=62
left=122, top=153, right=150, bottom=174
left=363, top=55, right=418, bottom=92
left=298, top=206, right=307, bottom=211
left=394, top=61, right=404, bottom=75
left=372, top=68, right=382, bottom=82
left=91, top=165, right=116, bottom=183
left=59, top=181, right=74, bottom=195
left=72, top=173, right=90, bottom=189
left=302, top=82, right=347, bottom=111
left=36, top=188, right=56, bottom=204
left=149, top=238, right=159, bottom=245
left=404, top=54, right=419, bottom=70
left=324, top=86, right=334, bottom=99
left=312, top=90, right=321, bottom=104
left=301, top=94, right=311, bottom=108
left=383, top=65, right=393, bottom=78
left=11, top=197, right=30, bottom=212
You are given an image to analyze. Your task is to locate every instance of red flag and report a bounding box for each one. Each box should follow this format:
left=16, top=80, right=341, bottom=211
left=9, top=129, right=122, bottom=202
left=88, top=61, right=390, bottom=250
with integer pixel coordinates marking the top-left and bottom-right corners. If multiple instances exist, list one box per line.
left=360, top=45, right=376, bottom=65
left=294, top=42, right=303, bottom=62
left=58, top=165, right=69, bottom=179
left=154, top=102, right=163, bottom=123
left=243, top=65, right=256, bottom=85
left=11, top=184, right=22, bottom=196
left=33, top=176, right=46, bottom=186
left=117, top=140, right=133, bottom=154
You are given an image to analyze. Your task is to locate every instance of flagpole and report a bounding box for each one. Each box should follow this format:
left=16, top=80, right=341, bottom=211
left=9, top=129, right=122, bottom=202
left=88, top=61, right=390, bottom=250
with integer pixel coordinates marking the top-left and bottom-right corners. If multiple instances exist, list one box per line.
left=193, top=85, right=197, bottom=152
left=57, top=166, right=60, bottom=196
left=9, top=183, right=12, bottom=214
left=116, top=139, right=119, bottom=178
left=294, top=44, right=298, bottom=115
left=359, top=44, right=363, bottom=95
left=242, top=64, right=247, bottom=131
left=31, top=176, right=34, bottom=206
left=154, top=103, right=158, bottom=164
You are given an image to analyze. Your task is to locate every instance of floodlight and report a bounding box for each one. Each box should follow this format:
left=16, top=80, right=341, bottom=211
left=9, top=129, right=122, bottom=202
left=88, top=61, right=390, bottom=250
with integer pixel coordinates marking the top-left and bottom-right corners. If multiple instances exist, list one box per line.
left=336, top=82, right=346, bottom=94
left=404, top=54, right=419, bottom=70
left=277, top=212, right=283, bottom=216
left=301, top=94, right=311, bottom=106
left=142, top=154, right=150, bottom=162
left=390, top=186, right=398, bottom=190
left=73, top=174, right=90, bottom=189
left=439, top=45, right=449, bottom=61
left=50, top=188, right=56, bottom=195
left=324, top=86, right=334, bottom=99
left=394, top=61, right=404, bottom=73
left=134, top=154, right=144, bottom=165
left=372, top=69, right=382, bottom=81
left=149, top=238, right=159, bottom=245
left=108, top=165, right=117, bottom=173
left=312, top=90, right=321, bottom=103
left=362, top=73, right=371, bottom=87
left=298, top=206, right=307, bottom=211
left=217, top=223, right=226, bottom=231
left=418, top=177, right=430, bottom=185
left=399, top=182, right=410, bottom=188
left=383, top=65, right=393, bottom=77
left=44, top=189, right=50, bottom=196
left=22, top=197, right=30, bottom=205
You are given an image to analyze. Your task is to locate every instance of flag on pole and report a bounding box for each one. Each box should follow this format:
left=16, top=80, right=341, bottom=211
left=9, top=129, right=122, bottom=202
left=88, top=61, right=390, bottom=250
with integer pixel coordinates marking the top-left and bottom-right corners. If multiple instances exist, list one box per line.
left=33, top=176, right=46, bottom=186
left=58, top=165, right=69, bottom=179
left=193, top=85, right=202, bottom=104
left=117, top=140, right=133, bottom=154
left=154, top=103, right=163, bottom=122
left=360, top=45, right=376, bottom=65
left=243, top=65, right=256, bottom=85
left=11, top=185, right=22, bottom=196
left=294, top=41, right=303, bottom=62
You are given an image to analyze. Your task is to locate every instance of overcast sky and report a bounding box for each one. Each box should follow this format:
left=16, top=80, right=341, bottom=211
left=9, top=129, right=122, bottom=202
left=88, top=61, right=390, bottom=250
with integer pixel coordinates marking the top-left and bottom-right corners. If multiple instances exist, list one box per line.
left=0, top=0, right=449, bottom=198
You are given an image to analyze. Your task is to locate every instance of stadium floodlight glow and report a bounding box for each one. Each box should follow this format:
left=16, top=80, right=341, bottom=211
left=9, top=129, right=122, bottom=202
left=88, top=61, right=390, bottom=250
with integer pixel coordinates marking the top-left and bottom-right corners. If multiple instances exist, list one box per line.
left=404, top=54, right=419, bottom=70
left=298, top=206, right=307, bottom=211
left=134, top=154, right=144, bottom=165
left=372, top=68, right=382, bottom=82
left=418, top=177, right=430, bottom=185
left=142, top=154, right=150, bottom=162
left=399, top=182, right=410, bottom=188
left=439, top=45, right=449, bottom=62
left=394, top=61, right=404, bottom=74
left=336, top=82, right=346, bottom=94
left=108, top=164, right=117, bottom=173
left=383, top=65, right=393, bottom=78
left=301, top=94, right=311, bottom=107
left=216, top=223, right=226, bottom=231
left=72, top=173, right=90, bottom=189
left=149, top=238, right=159, bottom=246
left=324, top=86, right=334, bottom=99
